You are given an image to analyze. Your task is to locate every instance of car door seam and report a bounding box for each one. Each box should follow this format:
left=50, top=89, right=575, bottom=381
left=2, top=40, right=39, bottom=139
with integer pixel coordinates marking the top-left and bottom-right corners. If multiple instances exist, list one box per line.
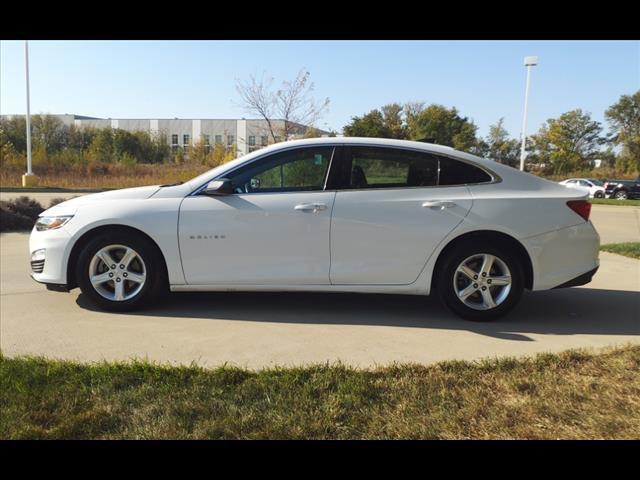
left=176, top=195, right=189, bottom=285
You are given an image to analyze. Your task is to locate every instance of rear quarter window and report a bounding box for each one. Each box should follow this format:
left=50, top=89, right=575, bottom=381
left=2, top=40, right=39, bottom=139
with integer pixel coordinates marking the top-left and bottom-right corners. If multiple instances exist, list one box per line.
left=438, top=156, right=492, bottom=186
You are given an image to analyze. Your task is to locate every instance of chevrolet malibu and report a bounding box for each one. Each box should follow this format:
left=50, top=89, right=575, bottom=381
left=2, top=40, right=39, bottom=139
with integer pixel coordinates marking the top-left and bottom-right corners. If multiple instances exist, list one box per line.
left=29, top=137, right=600, bottom=321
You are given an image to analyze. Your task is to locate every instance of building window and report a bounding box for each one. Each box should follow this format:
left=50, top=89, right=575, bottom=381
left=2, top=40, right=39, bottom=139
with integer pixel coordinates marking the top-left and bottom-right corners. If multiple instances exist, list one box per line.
left=261, top=136, right=268, bottom=146
left=227, top=135, right=234, bottom=146
left=171, top=134, right=179, bottom=145
left=183, top=134, right=190, bottom=146
left=215, top=135, right=223, bottom=144
left=248, top=136, right=256, bottom=146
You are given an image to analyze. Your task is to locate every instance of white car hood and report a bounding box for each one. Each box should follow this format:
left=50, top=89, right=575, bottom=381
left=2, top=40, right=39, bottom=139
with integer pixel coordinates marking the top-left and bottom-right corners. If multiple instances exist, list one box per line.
left=42, top=185, right=161, bottom=215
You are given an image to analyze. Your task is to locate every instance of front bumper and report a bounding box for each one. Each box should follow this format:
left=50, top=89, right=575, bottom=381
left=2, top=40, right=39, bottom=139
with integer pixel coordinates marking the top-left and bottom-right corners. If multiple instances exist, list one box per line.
left=28, top=225, right=73, bottom=286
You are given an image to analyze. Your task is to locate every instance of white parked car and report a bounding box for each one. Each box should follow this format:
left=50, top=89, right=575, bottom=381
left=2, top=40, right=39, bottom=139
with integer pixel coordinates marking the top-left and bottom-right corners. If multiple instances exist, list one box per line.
left=558, top=178, right=605, bottom=198
left=30, top=138, right=600, bottom=321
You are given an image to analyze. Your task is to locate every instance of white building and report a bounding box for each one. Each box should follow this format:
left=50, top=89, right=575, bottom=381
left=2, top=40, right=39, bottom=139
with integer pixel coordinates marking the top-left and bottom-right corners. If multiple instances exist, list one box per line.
left=1, top=114, right=329, bottom=157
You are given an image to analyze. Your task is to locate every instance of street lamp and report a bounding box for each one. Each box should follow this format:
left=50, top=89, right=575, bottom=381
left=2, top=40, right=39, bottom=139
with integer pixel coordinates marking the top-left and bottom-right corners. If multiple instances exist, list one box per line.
left=22, top=40, right=37, bottom=187
left=519, top=55, right=538, bottom=171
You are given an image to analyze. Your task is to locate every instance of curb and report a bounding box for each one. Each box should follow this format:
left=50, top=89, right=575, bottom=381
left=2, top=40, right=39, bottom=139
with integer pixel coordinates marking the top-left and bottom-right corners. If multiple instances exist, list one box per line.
left=0, top=187, right=110, bottom=193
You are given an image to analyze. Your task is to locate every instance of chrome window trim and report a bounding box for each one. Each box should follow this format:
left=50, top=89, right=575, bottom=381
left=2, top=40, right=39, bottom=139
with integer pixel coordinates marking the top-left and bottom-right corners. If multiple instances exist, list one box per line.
left=188, top=142, right=502, bottom=197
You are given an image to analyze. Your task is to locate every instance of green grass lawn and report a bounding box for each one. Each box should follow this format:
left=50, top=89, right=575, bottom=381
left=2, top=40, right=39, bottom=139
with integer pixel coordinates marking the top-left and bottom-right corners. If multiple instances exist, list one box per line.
left=2, top=345, right=639, bottom=439
left=590, top=198, right=640, bottom=206
left=600, top=242, right=640, bottom=260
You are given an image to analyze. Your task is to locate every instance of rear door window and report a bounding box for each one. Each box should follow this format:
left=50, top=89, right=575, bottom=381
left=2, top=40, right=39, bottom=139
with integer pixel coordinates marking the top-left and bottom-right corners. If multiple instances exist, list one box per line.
left=341, top=146, right=492, bottom=189
left=346, top=147, right=438, bottom=189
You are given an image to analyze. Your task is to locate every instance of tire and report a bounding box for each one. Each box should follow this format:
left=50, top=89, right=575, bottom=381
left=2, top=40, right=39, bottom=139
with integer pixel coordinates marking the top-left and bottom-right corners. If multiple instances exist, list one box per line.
left=76, top=231, right=167, bottom=312
left=594, top=191, right=604, bottom=198
left=614, top=190, right=628, bottom=200
left=436, top=240, right=525, bottom=321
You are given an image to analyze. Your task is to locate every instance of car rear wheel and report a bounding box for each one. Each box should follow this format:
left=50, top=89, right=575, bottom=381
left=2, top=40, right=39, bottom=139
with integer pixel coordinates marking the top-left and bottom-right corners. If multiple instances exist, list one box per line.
left=614, top=190, right=628, bottom=200
left=76, top=232, right=167, bottom=311
left=594, top=190, right=604, bottom=198
left=436, top=241, right=524, bottom=321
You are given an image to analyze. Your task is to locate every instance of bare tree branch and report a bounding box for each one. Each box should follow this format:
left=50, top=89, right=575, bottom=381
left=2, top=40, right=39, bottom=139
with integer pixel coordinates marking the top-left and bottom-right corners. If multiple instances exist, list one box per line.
left=235, top=69, right=329, bottom=144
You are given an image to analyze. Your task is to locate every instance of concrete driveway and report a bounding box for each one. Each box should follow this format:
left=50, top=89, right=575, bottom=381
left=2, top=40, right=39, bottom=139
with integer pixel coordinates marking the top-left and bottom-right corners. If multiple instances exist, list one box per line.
left=1, top=228, right=638, bottom=368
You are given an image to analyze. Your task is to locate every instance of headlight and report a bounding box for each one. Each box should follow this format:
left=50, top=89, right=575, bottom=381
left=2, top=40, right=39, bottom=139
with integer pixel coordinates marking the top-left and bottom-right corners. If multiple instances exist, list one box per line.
left=35, top=215, right=74, bottom=231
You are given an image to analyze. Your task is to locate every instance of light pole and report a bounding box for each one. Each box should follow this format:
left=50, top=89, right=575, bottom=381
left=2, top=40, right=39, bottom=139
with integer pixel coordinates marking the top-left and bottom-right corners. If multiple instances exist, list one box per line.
left=519, top=55, right=538, bottom=171
left=22, top=40, right=36, bottom=186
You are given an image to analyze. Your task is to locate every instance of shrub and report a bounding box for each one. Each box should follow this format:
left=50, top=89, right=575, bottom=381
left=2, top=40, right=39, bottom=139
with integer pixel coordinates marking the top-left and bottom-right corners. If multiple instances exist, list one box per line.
left=0, top=197, right=44, bottom=232
left=7, top=196, right=44, bottom=220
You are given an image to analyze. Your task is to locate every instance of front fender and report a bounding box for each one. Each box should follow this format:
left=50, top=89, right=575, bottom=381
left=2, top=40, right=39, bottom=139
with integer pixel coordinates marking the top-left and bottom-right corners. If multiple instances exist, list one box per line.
left=63, top=198, right=185, bottom=286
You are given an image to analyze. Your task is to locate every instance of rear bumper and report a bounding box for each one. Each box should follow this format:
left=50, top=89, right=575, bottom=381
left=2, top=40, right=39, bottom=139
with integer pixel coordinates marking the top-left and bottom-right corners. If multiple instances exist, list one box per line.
left=522, top=221, right=600, bottom=291
left=552, top=266, right=599, bottom=289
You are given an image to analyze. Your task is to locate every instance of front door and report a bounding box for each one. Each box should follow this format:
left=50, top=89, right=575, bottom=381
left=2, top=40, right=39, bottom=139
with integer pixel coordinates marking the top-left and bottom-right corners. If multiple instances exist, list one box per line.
left=179, top=146, right=336, bottom=285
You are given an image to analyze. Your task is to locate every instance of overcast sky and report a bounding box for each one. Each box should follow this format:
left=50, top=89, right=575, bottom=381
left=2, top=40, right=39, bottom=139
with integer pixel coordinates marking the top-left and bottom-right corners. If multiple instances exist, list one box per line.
left=1, top=40, right=638, bottom=138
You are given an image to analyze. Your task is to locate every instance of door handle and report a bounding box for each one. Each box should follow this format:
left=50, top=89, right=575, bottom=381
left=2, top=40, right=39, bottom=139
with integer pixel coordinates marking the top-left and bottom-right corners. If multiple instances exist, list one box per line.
left=422, top=200, right=457, bottom=210
left=294, top=203, right=328, bottom=213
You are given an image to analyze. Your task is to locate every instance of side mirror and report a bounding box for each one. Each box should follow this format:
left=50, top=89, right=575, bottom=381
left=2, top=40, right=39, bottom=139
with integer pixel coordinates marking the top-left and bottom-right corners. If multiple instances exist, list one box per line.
left=203, top=178, right=234, bottom=196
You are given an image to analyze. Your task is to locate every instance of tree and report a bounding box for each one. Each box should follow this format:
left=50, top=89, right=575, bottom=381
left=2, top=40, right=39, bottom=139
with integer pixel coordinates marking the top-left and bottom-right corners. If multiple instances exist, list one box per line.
left=485, top=118, right=520, bottom=167
left=236, top=69, right=329, bottom=142
left=211, top=143, right=236, bottom=166
left=343, top=103, right=407, bottom=139
left=380, top=103, right=407, bottom=139
left=404, top=101, right=425, bottom=137
left=605, top=90, right=640, bottom=173
left=31, top=114, right=67, bottom=157
left=531, top=109, right=604, bottom=174
left=408, top=104, right=479, bottom=152
left=189, top=138, right=212, bottom=165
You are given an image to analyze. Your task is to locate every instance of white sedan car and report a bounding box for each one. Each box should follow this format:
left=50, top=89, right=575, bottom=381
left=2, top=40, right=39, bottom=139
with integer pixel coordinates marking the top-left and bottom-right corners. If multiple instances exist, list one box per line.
left=558, top=178, right=606, bottom=198
left=30, top=137, right=600, bottom=321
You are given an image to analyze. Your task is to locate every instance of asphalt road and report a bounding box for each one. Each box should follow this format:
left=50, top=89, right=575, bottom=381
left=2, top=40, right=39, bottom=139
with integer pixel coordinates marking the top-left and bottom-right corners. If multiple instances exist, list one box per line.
left=1, top=223, right=638, bottom=368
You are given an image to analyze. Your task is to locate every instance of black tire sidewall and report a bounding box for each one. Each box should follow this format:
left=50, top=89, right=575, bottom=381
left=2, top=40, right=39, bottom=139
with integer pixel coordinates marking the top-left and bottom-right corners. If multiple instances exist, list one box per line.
left=76, top=232, right=165, bottom=311
left=436, top=241, right=525, bottom=321
left=615, top=190, right=627, bottom=199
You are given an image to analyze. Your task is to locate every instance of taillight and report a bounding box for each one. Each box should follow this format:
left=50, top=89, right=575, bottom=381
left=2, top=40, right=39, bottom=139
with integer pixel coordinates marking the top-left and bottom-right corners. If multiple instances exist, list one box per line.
left=567, top=200, right=591, bottom=221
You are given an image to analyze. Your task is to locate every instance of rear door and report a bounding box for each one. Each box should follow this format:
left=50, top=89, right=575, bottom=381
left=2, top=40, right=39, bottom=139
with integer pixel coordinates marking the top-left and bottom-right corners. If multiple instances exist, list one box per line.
left=328, top=146, right=476, bottom=285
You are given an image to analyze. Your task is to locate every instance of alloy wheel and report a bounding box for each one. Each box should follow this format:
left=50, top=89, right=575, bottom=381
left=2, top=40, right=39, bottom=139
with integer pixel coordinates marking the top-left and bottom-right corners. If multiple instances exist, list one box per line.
left=88, top=244, right=147, bottom=301
left=453, top=253, right=512, bottom=310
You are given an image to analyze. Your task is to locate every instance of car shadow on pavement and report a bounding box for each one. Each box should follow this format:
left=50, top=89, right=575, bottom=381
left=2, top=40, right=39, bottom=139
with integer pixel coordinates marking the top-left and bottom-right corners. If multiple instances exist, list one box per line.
left=76, top=287, right=640, bottom=341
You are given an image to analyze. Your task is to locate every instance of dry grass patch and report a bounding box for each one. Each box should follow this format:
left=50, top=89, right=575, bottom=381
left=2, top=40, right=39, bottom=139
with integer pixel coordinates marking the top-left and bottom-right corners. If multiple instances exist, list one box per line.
left=1, top=345, right=639, bottom=439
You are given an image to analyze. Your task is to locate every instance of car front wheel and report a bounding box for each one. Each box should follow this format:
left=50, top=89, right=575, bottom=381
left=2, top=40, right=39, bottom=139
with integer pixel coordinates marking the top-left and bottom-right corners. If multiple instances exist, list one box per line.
left=76, top=232, right=167, bottom=311
left=436, top=242, right=524, bottom=321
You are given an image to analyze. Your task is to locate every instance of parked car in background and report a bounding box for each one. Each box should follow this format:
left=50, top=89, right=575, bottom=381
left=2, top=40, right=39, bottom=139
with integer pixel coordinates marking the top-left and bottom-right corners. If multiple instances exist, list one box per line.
left=603, top=176, right=640, bottom=200
left=558, top=178, right=605, bottom=198
left=28, top=138, right=600, bottom=321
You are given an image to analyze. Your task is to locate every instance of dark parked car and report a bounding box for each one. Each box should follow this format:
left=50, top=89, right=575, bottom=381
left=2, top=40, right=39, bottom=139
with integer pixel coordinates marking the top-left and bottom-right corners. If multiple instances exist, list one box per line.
left=604, top=176, right=640, bottom=200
